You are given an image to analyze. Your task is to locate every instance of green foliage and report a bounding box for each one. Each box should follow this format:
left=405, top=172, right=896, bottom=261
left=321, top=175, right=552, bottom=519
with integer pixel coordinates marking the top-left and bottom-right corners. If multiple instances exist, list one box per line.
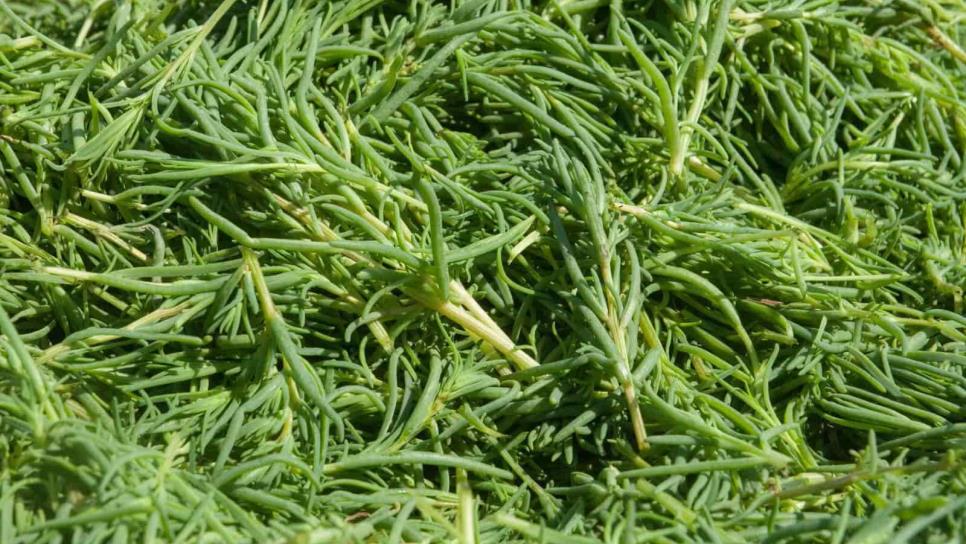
left=1, top=0, right=964, bottom=542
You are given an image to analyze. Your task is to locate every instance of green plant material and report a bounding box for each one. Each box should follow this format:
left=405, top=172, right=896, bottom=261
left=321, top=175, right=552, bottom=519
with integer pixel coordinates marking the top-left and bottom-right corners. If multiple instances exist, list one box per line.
left=1, top=0, right=965, bottom=542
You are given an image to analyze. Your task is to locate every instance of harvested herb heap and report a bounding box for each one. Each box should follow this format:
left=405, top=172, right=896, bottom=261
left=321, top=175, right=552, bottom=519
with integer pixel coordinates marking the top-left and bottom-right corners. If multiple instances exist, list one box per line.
left=1, top=0, right=965, bottom=541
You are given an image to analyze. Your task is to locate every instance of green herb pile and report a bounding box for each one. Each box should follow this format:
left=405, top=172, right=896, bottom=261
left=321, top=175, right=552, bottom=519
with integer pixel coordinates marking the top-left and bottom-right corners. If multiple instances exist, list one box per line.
left=1, top=0, right=965, bottom=542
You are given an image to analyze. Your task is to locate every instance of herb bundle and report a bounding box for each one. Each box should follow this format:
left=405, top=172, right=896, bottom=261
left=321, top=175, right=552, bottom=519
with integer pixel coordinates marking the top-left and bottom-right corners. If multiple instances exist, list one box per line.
left=1, top=0, right=965, bottom=542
